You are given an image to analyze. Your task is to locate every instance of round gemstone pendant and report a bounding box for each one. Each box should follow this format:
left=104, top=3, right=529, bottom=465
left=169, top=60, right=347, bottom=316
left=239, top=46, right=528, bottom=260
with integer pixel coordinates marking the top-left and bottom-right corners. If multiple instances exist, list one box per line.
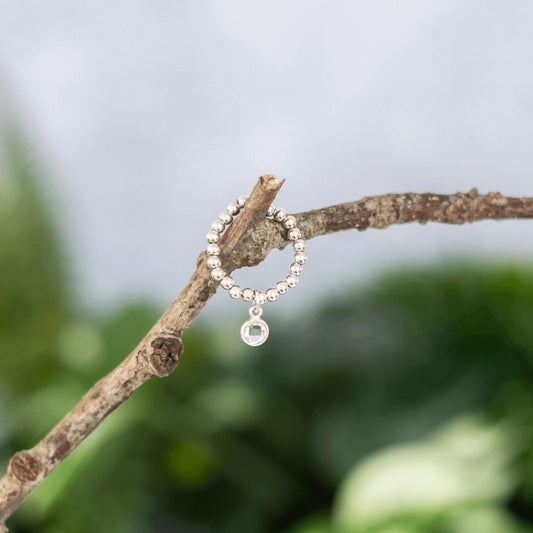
left=240, top=306, right=269, bottom=346
left=240, top=318, right=269, bottom=346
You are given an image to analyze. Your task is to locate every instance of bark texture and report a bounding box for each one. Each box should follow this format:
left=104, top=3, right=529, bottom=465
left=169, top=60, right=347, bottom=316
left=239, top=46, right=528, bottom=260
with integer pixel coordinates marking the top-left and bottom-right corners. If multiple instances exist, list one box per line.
left=1, top=179, right=533, bottom=529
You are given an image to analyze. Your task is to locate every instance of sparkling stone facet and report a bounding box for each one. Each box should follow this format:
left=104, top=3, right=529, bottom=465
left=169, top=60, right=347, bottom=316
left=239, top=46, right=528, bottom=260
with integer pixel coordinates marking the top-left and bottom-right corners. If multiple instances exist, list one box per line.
left=240, top=318, right=269, bottom=346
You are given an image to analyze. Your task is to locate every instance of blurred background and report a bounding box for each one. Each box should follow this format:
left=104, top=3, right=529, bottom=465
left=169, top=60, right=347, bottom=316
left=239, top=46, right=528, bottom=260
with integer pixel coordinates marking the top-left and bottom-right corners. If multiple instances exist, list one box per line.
left=1, top=1, right=533, bottom=532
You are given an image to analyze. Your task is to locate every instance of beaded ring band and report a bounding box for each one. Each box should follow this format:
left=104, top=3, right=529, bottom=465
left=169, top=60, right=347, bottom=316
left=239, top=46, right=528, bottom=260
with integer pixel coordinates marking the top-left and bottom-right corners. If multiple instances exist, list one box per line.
left=206, top=195, right=307, bottom=346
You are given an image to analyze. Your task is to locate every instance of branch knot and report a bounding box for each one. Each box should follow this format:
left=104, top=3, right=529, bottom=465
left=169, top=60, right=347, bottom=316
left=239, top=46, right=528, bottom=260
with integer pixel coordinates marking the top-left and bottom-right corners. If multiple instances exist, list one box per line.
left=148, top=336, right=183, bottom=377
left=8, top=452, right=41, bottom=484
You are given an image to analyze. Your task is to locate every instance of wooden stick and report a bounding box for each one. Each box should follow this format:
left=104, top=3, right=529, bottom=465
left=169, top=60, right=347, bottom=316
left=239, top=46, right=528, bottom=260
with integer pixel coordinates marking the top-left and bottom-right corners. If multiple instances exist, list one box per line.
left=1, top=182, right=533, bottom=530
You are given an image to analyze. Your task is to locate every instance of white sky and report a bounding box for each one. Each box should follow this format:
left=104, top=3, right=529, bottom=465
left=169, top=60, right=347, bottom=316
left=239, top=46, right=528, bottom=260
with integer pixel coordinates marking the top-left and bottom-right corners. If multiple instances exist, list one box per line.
left=1, top=0, right=533, bottom=316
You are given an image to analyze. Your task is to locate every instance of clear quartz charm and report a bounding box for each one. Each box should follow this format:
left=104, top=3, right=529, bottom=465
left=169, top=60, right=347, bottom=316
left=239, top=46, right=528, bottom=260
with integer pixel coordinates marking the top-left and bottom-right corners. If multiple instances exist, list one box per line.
left=240, top=306, right=269, bottom=346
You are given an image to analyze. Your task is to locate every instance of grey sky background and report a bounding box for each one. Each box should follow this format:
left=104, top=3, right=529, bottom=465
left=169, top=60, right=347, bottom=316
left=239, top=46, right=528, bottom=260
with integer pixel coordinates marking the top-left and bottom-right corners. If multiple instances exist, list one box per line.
left=1, top=1, right=533, bottom=317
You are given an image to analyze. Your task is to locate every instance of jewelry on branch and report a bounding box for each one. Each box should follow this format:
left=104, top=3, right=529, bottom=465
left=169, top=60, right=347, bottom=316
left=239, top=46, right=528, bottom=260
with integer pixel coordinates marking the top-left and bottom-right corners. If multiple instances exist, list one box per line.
left=205, top=195, right=307, bottom=346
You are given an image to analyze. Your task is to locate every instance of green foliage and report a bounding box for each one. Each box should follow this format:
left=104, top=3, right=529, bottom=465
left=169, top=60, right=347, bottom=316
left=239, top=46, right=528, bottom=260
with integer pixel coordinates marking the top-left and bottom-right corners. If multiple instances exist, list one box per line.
left=334, top=415, right=523, bottom=532
left=0, top=122, right=69, bottom=398
left=2, top=122, right=533, bottom=532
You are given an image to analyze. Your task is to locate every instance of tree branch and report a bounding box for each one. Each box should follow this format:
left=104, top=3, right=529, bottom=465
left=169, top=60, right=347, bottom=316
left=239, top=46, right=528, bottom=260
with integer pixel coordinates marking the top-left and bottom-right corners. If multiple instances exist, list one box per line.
left=1, top=181, right=533, bottom=529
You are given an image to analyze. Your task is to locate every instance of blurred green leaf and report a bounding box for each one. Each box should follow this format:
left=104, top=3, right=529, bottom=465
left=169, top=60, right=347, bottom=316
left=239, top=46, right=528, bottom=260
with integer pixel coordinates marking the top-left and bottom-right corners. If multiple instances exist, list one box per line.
left=333, top=415, right=519, bottom=531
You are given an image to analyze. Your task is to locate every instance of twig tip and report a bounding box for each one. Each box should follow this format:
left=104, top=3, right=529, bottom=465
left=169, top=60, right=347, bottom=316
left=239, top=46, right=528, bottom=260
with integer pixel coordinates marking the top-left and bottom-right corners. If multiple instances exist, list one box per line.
left=259, top=174, right=285, bottom=190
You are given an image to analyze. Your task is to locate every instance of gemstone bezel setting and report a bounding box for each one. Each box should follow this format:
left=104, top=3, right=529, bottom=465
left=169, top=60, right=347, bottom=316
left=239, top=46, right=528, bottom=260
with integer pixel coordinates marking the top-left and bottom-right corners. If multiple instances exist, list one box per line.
left=240, top=318, right=269, bottom=347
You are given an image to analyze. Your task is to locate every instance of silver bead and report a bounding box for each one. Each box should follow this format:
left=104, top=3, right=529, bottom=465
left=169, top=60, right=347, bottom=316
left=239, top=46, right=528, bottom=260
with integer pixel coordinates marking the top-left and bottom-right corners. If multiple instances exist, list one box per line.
left=227, top=202, right=240, bottom=215
left=211, top=267, right=225, bottom=281
left=207, top=244, right=221, bottom=256
left=274, top=208, right=287, bottom=222
left=290, top=262, right=303, bottom=276
left=267, top=205, right=276, bottom=217
left=219, top=211, right=232, bottom=225
left=254, top=291, right=267, bottom=305
left=229, top=286, right=242, bottom=299
left=286, top=274, right=299, bottom=288
left=283, top=215, right=297, bottom=229
left=212, top=219, right=225, bottom=233
left=242, top=288, right=254, bottom=302
left=288, top=228, right=301, bottom=241
left=206, top=230, right=220, bottom=243
left=237, top=195, right=249, bottom=207
left=293, top=239, right=306, bottom=252
left=206, top=256, right=221, bottom=269
left=276, top=281, right=289, bottom=294
left=220, top=276, right=235, bottom=289
left=266, top=288, right=278, bottom=302
left=295, top=252, right=307, bottom=265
